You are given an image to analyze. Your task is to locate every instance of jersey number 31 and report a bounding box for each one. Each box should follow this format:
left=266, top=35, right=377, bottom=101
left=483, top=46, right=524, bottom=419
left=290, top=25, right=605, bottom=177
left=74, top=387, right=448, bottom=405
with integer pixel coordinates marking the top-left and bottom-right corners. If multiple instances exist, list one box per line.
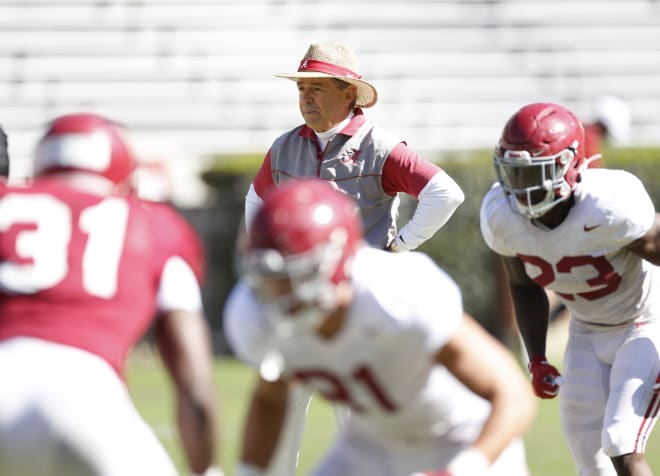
left=0, top=194, right=129, bottom=299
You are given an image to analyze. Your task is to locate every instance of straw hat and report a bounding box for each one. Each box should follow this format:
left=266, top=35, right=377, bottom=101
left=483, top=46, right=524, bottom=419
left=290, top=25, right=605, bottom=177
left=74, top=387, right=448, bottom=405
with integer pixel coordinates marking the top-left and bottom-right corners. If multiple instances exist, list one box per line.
left=276, top=42, right=378, bottom=108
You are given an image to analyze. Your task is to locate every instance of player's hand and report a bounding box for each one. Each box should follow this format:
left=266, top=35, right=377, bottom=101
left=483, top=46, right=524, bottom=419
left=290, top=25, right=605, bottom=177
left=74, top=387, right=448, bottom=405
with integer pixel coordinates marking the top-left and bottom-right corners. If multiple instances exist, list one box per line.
left=411, top=447, right=489, bottom=476
left=385, top=234, right=410, bottom=253
left=190, top=466, right=225, bottom=476
left=385, top=238, right=400, bottom=252
left=528, top=355, right=564, bottom=399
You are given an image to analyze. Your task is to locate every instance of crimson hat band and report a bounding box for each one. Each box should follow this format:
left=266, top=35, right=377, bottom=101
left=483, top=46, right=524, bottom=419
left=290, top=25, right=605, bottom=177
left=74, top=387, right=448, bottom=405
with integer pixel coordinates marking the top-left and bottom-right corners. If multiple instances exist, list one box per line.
left=297, top=59, right=362, bottom=79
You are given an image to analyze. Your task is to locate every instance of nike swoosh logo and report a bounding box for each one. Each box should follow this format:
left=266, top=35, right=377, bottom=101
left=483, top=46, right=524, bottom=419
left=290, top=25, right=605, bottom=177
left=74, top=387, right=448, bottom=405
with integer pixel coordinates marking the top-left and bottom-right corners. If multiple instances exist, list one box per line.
left=583, top=224, right=601, bottom=232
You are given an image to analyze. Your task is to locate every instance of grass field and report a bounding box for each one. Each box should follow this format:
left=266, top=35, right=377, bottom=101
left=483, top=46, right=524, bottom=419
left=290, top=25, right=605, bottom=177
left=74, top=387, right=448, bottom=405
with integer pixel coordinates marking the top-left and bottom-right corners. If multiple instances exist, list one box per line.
left=127, top=349, right=660, bottom=476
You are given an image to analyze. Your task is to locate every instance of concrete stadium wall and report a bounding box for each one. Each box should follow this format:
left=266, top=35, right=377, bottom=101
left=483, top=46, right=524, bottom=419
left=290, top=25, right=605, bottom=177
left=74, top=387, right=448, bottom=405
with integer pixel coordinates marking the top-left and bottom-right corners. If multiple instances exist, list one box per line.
left=0, top=0, right=659, bottom=205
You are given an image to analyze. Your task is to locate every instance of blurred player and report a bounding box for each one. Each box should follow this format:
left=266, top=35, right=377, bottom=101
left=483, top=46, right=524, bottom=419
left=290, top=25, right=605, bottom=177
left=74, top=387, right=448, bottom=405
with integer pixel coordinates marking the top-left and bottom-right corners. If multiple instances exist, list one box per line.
left=583, top=94, right=632, bottom=168
left=0, top=113, right=221, bottom=476
left=480, top=102, right=660, bottom=476
left=225, top=179, right=535, bottom=476
left=0, top=124, right=9, bottom=179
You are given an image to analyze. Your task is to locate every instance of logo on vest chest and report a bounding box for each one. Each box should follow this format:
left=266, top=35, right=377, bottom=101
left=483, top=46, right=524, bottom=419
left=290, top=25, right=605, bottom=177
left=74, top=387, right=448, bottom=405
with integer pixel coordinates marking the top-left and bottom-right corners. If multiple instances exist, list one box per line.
left=340, top=149, right=362, bottom=165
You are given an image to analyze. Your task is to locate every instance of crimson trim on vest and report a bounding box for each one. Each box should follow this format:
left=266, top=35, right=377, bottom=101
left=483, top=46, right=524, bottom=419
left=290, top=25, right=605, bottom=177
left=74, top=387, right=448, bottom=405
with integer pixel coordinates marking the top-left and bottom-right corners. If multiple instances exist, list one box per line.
left=341, top=110, right=366, bottom=135
left=298, top=59, right=361, bottom=79
left=299, top=125, right=316, bottom=139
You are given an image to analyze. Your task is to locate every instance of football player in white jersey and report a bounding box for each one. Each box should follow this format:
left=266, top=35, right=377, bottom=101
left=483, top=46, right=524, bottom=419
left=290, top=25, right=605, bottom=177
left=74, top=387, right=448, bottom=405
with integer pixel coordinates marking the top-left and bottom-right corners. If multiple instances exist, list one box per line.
left=480, top=102, right=660, bottom=476
left=224, top=179, right=535, bottom=476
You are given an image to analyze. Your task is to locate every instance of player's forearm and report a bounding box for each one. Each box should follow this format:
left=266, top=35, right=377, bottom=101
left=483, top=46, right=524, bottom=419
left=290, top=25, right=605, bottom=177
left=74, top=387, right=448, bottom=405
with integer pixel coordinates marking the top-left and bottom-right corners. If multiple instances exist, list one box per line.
left=471, top=378, right=536, bottom=462
left=178, top=395, right=218, bottom=473
left=460, top=326, right=536, bottom=462
left=626, top=213, right=660, bottom=265
left=437, top=316, right=536, bottom=463
left=241, top=392, right=288, bottom=469
left=155, top=310, right=219, bottom=473
left=509, top=283, right=550, bottom=358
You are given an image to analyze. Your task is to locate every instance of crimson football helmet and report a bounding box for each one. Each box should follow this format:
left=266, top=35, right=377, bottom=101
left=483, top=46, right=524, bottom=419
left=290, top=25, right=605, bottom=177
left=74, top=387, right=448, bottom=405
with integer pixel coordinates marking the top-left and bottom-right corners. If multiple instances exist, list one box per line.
left=241, top=179, right=362, bottom=336
left=34, top=113, right=135, bottom=185
left=493, top=102, right=586, bottom=218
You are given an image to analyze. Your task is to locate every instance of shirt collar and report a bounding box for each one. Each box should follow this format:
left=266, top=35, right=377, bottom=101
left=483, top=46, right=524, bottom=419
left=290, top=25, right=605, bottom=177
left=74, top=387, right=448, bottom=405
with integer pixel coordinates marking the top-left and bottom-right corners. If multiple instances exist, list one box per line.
left=299, top=108, right=366, bottom=140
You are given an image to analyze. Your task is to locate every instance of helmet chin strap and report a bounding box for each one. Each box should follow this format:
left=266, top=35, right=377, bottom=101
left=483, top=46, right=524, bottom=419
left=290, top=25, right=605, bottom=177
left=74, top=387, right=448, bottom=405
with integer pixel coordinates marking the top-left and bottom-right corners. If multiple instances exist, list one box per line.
left=583, top=153, right=602, bottom=169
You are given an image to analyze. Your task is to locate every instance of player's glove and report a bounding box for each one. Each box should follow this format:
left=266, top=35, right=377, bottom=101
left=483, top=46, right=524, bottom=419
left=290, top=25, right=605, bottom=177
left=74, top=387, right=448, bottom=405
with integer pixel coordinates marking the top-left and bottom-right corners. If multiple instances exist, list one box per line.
left=528, top=355, right=564, bottom=399
left=411, top=447, right=489, bottom=476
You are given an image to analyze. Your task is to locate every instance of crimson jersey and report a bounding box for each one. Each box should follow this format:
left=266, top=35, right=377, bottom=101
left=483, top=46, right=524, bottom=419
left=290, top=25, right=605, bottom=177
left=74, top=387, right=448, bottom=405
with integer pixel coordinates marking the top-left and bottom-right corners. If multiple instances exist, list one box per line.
left=0, top=177, right=204, bottom=376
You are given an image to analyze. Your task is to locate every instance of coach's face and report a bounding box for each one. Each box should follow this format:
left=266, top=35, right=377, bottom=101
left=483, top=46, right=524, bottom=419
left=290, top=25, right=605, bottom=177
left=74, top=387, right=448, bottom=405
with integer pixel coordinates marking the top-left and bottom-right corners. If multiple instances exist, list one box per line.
left=296, top=78, right=356, bottom=132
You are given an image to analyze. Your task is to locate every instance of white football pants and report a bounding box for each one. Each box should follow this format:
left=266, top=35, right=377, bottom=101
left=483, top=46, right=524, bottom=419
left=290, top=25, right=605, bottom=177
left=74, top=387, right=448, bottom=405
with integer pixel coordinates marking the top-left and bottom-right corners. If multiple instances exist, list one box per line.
left=0, top=337, right=179, bottom=476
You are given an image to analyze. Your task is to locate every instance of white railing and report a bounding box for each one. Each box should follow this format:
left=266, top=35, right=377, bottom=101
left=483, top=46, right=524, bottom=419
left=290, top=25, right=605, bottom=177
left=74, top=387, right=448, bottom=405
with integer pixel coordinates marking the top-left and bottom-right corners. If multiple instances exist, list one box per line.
left=0, top=0, right=658, bottom=205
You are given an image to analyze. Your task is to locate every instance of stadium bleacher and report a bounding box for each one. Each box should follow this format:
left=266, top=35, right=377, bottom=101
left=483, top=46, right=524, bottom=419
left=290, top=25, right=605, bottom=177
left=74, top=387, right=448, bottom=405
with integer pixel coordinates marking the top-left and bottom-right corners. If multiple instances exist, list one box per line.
left=1, top=0, right=659, bottom=205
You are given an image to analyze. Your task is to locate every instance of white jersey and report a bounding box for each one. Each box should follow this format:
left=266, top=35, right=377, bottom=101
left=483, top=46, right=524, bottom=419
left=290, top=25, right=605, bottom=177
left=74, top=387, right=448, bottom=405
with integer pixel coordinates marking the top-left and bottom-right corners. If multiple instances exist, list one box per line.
left=480, top=168, right=659, bottom=326
left=225, top=247, right=492, bottom=450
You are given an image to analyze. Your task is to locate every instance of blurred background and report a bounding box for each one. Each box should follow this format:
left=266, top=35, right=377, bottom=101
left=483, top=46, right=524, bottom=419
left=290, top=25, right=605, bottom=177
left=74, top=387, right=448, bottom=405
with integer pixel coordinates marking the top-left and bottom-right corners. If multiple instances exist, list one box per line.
left=3, top=1, right=660, bottom=474
left=1, top=0, right=659, bottom=352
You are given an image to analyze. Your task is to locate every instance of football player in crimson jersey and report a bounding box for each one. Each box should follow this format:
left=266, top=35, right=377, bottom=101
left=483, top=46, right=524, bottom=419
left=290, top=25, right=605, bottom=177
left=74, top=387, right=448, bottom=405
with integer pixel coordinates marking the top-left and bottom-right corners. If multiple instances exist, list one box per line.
left=224, top=179, right=535, bottom=476
left=0, top=113, right=221, bottom=476
left=480, top=102, right=660, bottom=476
